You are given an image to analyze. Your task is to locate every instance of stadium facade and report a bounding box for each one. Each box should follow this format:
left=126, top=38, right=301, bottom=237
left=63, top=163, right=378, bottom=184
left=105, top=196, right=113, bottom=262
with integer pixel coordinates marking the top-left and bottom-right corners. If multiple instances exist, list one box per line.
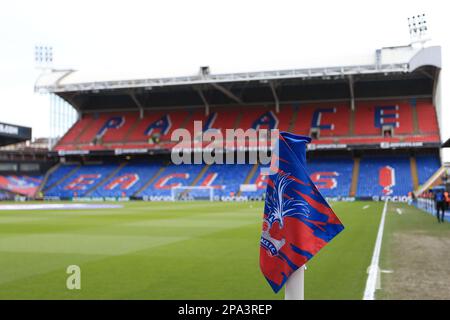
left=0, top=44, right=445, bottom=202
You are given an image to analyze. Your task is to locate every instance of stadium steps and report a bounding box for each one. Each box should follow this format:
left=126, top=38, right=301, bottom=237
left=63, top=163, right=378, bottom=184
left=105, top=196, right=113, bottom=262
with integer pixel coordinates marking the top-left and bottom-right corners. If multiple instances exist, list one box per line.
left=74, top=117, right=96, bottom=143
left=134, top=165, right=167, bottom=197
left=44, top=164, right=81, bottom=193
left=190, top=165, right=210, bottom=186
left=287, top=107, right=299, bottom=132
left=411, top=100, right=420, bottom=134
left=175, top=164, right=211, bottom=198
left=410, top=156, right=419, bottom=190
left=35, top=162, right=61, bottom=197
left=237, top=163, right=259, bottom=196
left=233, top=112, right=243, bottom=129
left=349, top=108, right=355, bottom=136
left=84, top=162, right=127, bottom=197
left=179, top=112, right=193, bottom=131
left=349, top=157, right=360, bottom=197
left=123, top=115, right=143, bottom=142
left=414, top=165, right=448, bottom=197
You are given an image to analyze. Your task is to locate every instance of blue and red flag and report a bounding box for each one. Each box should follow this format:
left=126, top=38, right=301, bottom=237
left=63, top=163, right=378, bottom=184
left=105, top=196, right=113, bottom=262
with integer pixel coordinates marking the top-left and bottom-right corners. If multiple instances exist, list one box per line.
left=260, top=132, right=344, bottom=293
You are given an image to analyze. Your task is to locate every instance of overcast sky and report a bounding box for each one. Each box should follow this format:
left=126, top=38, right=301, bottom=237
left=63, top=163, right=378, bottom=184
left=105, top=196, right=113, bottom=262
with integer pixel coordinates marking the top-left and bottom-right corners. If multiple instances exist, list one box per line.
left=0, top=0, right=449, bottom=159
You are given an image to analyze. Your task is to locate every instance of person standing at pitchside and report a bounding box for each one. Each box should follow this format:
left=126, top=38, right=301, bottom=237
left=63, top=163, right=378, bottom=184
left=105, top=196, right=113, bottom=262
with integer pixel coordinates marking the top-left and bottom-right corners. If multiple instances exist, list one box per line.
left=434, top=189, right=446, bottom=223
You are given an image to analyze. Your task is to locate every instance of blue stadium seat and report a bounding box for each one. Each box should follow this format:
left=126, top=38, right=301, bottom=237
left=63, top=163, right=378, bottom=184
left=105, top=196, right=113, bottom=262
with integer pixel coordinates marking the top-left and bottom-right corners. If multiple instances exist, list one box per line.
left=138, top=163, right=205, bottom=197
left=357, top=156, right=413, bottom=197
left=307, top=157, right=354, bottom=197
left=45, top=163, right=120, bottom=198
left=415, top=154, right=441, bottom=185
left=92, top=160, right=163, bottom=197
left=44, top=164, right=79, bottom=191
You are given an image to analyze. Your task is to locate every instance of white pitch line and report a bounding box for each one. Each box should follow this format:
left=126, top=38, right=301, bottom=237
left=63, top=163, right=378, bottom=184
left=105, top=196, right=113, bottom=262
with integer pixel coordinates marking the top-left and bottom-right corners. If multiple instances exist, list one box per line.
left=363, top=199, right=389, bottom=300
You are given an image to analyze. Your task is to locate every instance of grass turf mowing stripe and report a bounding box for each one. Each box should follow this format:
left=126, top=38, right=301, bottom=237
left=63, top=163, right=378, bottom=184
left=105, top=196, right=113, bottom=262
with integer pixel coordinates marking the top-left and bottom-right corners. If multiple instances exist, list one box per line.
left=0, top=201, right=381, bottom=299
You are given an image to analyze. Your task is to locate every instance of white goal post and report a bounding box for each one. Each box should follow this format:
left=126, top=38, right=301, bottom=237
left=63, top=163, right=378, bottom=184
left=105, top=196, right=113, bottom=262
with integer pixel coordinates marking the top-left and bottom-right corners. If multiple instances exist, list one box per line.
left=171, top=186, right=215, bottom=201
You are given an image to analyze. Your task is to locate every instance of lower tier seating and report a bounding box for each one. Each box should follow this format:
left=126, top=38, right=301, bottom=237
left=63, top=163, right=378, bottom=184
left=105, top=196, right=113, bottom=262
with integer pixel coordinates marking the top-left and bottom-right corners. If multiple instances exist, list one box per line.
left=0, top=175, right=43, bottom=196
left=42, top=154, right=441, bottom=199
left=356, top=156, right=413, bottom=197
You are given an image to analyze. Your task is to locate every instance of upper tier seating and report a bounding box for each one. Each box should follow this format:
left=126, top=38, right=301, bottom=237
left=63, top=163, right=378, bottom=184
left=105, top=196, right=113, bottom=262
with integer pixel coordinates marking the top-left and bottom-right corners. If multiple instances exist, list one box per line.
left=354, top=99, right=414, bottom=135
left=54, top=98, right=440, bottom=152
left=416, top=100, right=439, bottom=134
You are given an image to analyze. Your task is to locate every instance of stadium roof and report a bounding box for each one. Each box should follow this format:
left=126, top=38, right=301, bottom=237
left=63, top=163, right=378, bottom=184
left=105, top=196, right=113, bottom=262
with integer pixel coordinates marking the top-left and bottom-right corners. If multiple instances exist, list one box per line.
left=443, top=138, right=450, bottom=148
left=0, top=122, right=32, bottom=147
left=34, top=45, right=441, bottom=113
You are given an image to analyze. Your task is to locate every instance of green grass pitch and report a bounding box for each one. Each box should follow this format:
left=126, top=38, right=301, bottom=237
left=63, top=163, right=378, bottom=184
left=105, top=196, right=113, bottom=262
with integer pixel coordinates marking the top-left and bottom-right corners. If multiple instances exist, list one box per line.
left=0, top=201, right=385, bottom=299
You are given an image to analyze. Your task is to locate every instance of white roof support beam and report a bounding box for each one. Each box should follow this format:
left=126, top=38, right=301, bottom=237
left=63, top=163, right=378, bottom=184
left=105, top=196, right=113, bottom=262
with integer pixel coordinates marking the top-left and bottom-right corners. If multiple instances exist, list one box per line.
left=129, top=92, right=144, bottom=119
left=348, top=75, right=355, bottom=111
left=269, top=81, right=280, bottom=113
left=210, top=83, right=243, bottom=105
left=197, top=89, right=210, bottom=116
left=36, top=63, right=411, bottom=94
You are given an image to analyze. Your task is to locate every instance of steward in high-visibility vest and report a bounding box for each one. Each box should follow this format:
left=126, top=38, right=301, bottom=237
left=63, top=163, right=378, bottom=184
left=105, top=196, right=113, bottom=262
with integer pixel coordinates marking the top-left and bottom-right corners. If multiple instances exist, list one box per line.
left=444, top=191, right=450, bottom=210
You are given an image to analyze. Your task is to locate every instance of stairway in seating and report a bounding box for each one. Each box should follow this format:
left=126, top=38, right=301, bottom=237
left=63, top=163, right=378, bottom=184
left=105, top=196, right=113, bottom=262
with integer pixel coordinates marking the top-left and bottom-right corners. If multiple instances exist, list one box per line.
left=349, top=157, right=360, bottom=197
left=123, top=114, right=143, bottom=143
left=414, top=166, right=447, bottom=197
left=73, top=117, right=96, bottom=143
left=237, top=163, right=259, bottom=196
left=175, top=165, right=211, bottom=198
left=43, top=164, right=81, bottom=193
left=85, top=162, right=127, bottom=197
left=287, top=107, right=299, bottom=132
left=349, top=107, right=355, bottom=136
left=410, top=156, right=419, bottom=190
left=411, top=100, right=420, bottom=134
left=34, top=163, right=61, bottom=197
left=233, top=112, right=243, bottom=129
left=133, top=165, right=167, bottom=197
left=190, top=165, right=210, bottom=186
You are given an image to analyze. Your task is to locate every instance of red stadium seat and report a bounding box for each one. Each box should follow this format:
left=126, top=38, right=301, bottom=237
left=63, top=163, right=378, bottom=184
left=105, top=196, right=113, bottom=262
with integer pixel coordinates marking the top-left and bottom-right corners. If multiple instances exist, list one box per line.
left=101, top=112, right=139, bottom=142
left=354, top=100, right=414, bottom=136
left=57, top=116, right=93, bottom=145
left=54, top=99, right=439, bottom=151
left=416, top=100, right=439, bottom=134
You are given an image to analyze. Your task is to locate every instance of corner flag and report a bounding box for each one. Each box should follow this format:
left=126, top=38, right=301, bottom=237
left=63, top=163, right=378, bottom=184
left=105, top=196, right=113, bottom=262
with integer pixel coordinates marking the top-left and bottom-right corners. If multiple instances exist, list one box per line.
left=260, top=132, right=344, bottom=293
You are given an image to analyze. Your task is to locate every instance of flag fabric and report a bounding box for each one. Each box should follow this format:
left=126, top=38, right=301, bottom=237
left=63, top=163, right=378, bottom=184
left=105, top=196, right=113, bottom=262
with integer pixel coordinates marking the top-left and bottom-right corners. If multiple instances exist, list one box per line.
left=260, top=132, right=344, bottom=293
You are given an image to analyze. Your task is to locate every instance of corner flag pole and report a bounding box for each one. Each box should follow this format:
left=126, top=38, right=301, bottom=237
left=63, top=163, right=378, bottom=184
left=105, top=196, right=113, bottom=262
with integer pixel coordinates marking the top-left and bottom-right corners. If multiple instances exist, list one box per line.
left=285, top=265, right=305, bottom=300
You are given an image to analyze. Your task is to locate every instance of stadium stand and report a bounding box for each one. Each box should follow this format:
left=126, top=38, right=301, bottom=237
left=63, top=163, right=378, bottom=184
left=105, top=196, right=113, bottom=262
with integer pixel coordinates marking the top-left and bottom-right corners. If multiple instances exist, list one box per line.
left=40, top=153, right=440, bottom=200
left=416, top=100, right=440, bottom=134
left=92, top=160, right=163, bottom=198
left=45, top=163, right=120, bottom=198
left=0, top=174, right=43, bottom=197
left=43, top=163, right=79, bottom=191
left=415, top=154, right=441, bottom=185
left=32, top=46, right=443, bottom=202
left=356, top=156, right=413, bottom=197
left=205, top=164, right=255, bottom=197
left=52, top=98, right=440, bottom=152
left=0, top=190, right=10, bottom=200
left=308, top=157, right=354, bottom=197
